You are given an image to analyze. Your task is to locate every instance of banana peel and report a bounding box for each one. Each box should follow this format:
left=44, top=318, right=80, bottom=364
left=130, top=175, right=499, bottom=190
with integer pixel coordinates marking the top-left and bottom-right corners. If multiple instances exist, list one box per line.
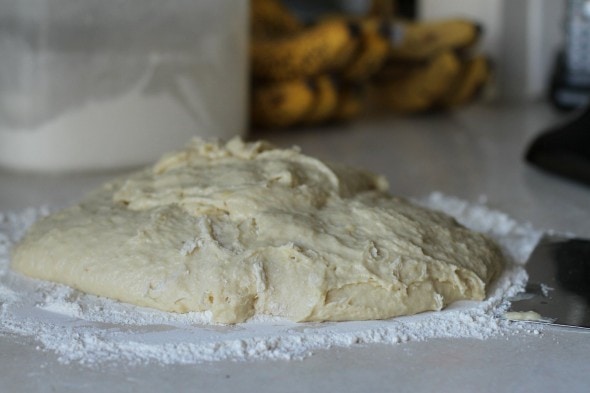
left=251, top=79, right=315, bottom=128
left=249, top=0, right=384, bottom=128
left=372, top=51, right=462, bottom=113
left=339, top=17, right=392, bottom=82
left=371, top=51, right=491, bottom=114
left=304, top=75, right=339, bottom=124
left=390, top=19, right=482, bottom=61
left=251, top=19, right=357, bottom=81
left=251, top=76, right=365, bottom=129
left=251, top=0, right=302, bottom=37
left=332, top=84, right=364, bottom=122
left=437, top=55, right=491, bottom=108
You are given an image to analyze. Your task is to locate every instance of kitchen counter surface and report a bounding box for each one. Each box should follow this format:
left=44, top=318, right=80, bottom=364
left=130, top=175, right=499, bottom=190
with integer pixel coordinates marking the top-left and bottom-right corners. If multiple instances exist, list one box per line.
left=1, top=102, right=589, bottom=392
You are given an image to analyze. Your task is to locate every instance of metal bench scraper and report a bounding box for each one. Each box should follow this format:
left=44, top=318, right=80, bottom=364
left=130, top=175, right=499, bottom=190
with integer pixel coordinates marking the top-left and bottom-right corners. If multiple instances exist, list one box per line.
left=506, top=236, right=590, bottom=329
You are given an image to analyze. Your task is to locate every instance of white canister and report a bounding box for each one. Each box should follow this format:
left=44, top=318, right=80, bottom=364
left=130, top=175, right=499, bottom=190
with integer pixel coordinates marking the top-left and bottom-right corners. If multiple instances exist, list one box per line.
left=0, top=0, right=249, bottom=171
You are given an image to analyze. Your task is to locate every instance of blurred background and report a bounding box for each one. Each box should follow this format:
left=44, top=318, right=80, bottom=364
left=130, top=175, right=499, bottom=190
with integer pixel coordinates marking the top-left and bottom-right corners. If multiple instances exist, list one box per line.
left=250, top=0, right=571, bottom=131
left=0, top=0, right=588, bottom=184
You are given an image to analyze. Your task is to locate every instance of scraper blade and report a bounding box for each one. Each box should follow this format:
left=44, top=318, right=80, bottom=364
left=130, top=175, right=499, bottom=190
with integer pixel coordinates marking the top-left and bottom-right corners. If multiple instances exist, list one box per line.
left=506, top=236, right=590, bottom=329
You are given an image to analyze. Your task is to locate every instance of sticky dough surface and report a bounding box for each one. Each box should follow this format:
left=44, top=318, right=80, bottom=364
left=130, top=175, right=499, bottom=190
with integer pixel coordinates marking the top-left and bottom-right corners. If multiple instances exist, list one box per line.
left=12, top=138, right=504, bottom=323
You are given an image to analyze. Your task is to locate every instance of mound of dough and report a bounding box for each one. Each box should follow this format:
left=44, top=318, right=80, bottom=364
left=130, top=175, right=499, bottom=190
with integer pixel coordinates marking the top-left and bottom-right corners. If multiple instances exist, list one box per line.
left=12, top=138, right=504, bottom=323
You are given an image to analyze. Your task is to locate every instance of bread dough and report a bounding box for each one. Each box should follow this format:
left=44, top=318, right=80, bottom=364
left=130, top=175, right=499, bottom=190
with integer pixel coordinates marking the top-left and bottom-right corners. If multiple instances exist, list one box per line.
left=12, top=138, right=504, bottom=323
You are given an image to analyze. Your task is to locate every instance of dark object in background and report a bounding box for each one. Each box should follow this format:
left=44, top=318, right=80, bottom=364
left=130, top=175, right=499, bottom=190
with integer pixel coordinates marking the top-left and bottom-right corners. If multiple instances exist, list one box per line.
left=549, top=51, right=590, bottom=110
left=283, top=0, right=415, bottom=23
left=549, top=0, right=590, bottom=111
left=525, top=106, right=590, bottom=186
left=530, top=0, right=590, bottom=185
left=395, top=0, right=416, bottom=19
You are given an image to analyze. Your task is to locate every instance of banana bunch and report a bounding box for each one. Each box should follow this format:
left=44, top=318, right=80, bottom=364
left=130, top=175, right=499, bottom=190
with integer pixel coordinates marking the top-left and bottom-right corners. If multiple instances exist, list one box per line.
left=250, top=0, right=391, bottom=129
left=370, top=19, right=492, bottom=113
left=249, top=0, right=492, bottom=128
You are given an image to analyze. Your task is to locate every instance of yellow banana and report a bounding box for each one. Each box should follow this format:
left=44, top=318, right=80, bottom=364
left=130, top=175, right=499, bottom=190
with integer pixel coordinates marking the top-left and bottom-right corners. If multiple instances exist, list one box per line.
left=251, top=0, right=302, bottom=37
left=251, top=79, right=315, bottom=128
left=303, top=75, right=339, bottom=125
left=251, top=19, right=356, bottom=81
left=339, top=18, right=392, bottom=82
left=371, top=57, right=414, bottom=81
left=372, top=51, right=461, bottom=113
left=333, top=84, right=363, bottom=122
left=391, top=19, right=481, bottom=61
left=438, top=55, right=491, bottom=108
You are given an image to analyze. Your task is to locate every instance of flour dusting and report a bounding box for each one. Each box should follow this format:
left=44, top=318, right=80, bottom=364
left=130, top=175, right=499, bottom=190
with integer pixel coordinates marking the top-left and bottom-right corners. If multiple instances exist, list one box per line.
left=0, top=193, right=544, bottom=365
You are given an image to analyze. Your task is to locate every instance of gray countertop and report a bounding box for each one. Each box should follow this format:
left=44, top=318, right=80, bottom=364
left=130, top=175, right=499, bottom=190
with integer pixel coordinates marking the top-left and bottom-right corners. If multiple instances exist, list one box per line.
left=1, top=102, right=589, bottom=392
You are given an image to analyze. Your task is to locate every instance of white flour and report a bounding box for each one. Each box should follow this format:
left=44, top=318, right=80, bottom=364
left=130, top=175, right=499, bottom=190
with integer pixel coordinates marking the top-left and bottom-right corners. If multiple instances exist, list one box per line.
left=0, top=192, right=544, bottom=366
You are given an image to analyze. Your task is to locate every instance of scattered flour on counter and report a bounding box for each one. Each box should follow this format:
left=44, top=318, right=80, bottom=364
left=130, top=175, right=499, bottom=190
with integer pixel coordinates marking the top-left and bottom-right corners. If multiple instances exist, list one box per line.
left=0, top=192, right=544, bottom=366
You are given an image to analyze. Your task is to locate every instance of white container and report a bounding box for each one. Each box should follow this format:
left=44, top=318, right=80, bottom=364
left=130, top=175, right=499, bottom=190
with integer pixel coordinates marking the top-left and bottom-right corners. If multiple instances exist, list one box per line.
left=0, top=0, right=249, bottom=171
